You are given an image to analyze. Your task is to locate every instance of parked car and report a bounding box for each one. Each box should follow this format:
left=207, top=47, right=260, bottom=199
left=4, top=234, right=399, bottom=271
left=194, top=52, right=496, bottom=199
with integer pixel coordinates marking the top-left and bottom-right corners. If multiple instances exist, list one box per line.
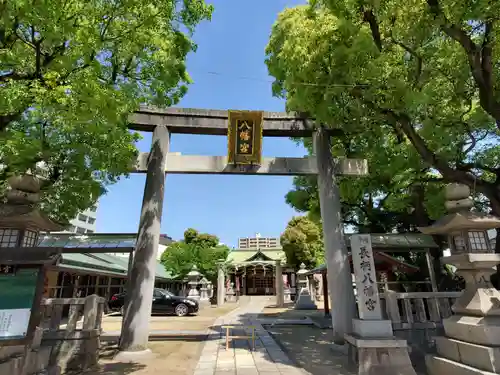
left=108, top=288, right=199, bottom=317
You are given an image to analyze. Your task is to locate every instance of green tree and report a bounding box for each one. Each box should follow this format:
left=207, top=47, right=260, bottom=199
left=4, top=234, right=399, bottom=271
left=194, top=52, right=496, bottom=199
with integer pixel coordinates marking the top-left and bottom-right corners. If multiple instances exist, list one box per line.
left=280, top=216, right=324, bottom=269
left=265, top=2, right=500, bottom=250
left=0, top=0, right=213, bottom=223
left=160, top=229, right=230, bottom=282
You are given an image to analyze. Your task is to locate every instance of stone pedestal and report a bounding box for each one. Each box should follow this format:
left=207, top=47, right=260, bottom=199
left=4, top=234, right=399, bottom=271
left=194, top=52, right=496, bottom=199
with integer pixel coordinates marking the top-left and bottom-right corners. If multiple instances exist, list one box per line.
left=426, top=253, right=500, bottom=375
left=295, top=264, right=317, bottom=310
left=346, top=319, right=416, bottom=375
left=345, top=334, right=417, bottom=375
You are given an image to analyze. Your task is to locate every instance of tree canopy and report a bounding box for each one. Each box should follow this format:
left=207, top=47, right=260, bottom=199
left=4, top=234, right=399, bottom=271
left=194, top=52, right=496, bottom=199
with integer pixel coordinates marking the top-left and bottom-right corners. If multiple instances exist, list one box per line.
left=160, top=228, right=230, bottom=282
left=265, top=0, right=500, bottom=250
left=0, top=0, right=213, bottom=223
left=280, top=216, right=324, bottom=269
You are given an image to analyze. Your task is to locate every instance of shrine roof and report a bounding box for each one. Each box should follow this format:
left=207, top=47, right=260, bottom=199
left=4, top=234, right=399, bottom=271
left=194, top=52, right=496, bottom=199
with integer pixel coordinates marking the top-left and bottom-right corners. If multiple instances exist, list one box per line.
left=56, top=252, right=174, bottom=280
left=305, top=251, right=420, bottom=276
left=345, top=233, right=438, bottom=249
left=37, top=233, right=173, bottom=252
left=30, top=233, right=174, bottom=280
left=226, top=247, right=286, bottom=264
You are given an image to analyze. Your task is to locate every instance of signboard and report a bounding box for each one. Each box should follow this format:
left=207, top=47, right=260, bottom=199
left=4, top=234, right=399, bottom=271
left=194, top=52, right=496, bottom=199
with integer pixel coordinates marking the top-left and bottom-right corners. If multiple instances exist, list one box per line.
left=350, top=234, right=382, bottom=320
left=227, top=110, right=263, bottom=165
left=0, top=267, right=40, bottom=340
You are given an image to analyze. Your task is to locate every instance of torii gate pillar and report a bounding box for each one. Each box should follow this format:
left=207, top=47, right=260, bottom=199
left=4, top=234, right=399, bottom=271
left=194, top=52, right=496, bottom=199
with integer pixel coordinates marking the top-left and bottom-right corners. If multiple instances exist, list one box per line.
left=314, top=127, right=357, bottom=344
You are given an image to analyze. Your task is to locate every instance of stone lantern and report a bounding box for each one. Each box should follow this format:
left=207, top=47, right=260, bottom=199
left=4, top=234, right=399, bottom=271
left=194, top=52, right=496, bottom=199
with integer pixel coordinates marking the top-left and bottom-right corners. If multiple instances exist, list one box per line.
left=419, top=184, right=500, bottom=374
left=0, top=174, right=63, bottom=248
left=294, top=263, right=317, bottom=310
left=186, top=264, right=201, bottom=301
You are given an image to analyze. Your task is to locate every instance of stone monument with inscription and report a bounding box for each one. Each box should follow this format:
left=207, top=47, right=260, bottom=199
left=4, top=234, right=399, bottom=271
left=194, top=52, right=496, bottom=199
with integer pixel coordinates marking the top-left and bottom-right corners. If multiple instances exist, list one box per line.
left=419, top=184, right=500, bottom=375
left=345, top=234, right=416, bottom=375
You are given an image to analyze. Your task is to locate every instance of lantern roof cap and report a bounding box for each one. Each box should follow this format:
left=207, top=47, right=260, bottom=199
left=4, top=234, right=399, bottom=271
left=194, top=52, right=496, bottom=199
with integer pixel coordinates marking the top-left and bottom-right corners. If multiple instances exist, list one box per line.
left=418, top=211, right=500, bottom=235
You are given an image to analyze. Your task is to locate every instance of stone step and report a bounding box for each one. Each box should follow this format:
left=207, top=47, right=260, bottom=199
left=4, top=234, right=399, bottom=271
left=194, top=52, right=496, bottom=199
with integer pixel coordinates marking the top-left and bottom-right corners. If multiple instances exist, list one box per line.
left=426, top=354, right=497, bottom=375
left=435, top=336, right=500, bottom=373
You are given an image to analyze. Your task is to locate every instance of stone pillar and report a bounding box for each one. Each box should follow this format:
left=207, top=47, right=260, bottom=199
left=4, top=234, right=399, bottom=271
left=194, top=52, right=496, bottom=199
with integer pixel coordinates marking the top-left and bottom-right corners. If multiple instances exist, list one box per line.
left=119, top=125, right=169, bottom=354
left=314, top=127, right=356, bottom=342
left=290, top=273, right=296, bottom=300
left=346, top=234, right=416, bottom=375
left=322, top=272, right=330, bottom=317
left=242, top=271, right=246, bottom=296
left=275, top=260, right=284, bottom=307
left=295, top=264, right=317, bottom=310
left=217, top=260, right=225, bottom=307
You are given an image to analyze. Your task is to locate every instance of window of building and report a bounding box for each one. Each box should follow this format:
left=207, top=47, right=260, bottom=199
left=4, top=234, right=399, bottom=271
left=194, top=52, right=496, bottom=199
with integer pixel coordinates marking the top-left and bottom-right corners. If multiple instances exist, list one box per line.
left=75, top=227, right=86, bottom=234
left=0, top=229, right=19, bottom=247
left=78, top=214, right=88, bottom=222
left=88, top=217, right=95, bottom=225
left=87, top=229, right=94, bottom=233
left=89, top=205, right=97, bottom=212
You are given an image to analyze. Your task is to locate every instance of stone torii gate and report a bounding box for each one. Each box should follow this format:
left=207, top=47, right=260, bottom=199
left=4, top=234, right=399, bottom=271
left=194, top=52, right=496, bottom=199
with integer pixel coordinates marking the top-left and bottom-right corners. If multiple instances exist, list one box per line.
left=118, top=106, right=368, bottom=355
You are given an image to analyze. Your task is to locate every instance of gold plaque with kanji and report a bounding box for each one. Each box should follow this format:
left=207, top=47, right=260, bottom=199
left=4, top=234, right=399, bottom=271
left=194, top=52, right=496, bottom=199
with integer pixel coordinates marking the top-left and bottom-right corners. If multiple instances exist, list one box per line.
left=227, top=110, right=263, bottom=165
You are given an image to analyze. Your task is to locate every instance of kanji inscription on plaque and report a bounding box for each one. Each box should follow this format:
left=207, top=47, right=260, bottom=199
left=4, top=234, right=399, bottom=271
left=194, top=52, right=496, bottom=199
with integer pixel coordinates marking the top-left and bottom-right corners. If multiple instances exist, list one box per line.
left=351, top=234, right=382, bottom=319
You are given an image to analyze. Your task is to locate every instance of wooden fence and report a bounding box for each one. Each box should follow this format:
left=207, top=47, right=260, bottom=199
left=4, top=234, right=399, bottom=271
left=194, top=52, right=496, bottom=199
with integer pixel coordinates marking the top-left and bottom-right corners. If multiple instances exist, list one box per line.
left=381, top=291, right=461, bottom=329
left=379, top=290, right=461, bottom=372
left=0, top=295, right=106, bottom=375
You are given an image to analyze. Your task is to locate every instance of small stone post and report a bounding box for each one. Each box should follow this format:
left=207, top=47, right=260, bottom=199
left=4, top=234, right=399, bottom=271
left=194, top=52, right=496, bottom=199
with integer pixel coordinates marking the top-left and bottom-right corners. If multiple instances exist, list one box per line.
left=207, top=281, right=213, bottom=298
left=346, top=234, right=416, bottom=375
left=217, top=260, right=225, bottom=306
left=275, top=260, right=284, bottom=307
left=187, top=265, right=201, bottom=301
left=294, top=264, right=317, bottom=310
left=290, top=273, right=296, bottom=300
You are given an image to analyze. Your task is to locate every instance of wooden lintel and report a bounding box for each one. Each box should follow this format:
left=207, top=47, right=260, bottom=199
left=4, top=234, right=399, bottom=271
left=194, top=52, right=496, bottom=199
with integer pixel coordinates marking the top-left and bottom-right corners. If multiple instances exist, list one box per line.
left=134, top=153, right=368, bottom=176
left=128, top=106, right=343, bottom=137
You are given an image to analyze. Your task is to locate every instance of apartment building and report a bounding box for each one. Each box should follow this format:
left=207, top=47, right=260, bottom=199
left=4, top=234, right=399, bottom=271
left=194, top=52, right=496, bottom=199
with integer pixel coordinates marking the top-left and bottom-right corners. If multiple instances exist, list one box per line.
left=238, top=234, right=280, bottom=249
left=65, top=204, right=98, bottom=234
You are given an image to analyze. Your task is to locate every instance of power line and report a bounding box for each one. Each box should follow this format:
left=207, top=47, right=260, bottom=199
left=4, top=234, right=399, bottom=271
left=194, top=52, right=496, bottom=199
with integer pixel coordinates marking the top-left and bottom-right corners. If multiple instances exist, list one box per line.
left=191, top=69, right=366, bottom=88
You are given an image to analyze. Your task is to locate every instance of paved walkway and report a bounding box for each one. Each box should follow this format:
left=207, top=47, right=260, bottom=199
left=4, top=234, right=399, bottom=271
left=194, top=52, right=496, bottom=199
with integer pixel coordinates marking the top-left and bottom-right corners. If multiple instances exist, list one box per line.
left=193, top=297, right=304, bottom=375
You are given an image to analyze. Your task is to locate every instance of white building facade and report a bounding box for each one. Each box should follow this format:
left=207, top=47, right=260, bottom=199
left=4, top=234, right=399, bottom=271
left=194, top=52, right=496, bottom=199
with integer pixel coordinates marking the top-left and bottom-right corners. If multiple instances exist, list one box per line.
left=65, top=204, right=98, bottom=234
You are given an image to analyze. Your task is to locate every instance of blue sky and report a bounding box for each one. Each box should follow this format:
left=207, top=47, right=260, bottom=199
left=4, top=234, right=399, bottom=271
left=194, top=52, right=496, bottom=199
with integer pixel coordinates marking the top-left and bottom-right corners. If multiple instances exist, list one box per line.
left=96, top=0, right=308, bottom=247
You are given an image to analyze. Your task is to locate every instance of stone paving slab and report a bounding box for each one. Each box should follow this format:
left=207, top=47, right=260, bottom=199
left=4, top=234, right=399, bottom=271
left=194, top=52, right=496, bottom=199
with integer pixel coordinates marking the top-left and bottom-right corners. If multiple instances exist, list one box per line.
left=193, top=297, right=305, bottom=375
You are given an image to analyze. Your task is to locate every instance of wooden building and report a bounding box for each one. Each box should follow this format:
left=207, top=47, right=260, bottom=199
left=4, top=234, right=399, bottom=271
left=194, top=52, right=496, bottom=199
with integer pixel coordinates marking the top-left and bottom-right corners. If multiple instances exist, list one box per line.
left=225, top=247, right=294, bottom=296
left=39, top=233, right=180, bottom=301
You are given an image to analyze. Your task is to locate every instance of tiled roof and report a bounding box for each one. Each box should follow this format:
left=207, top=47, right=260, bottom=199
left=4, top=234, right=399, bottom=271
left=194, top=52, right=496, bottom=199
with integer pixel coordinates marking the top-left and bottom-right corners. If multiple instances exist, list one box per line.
left=226, top=248, right=286, bottom=264
left=58, top=252, right=174, bottom=280
left=39, top=233, right=175, bottom=280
